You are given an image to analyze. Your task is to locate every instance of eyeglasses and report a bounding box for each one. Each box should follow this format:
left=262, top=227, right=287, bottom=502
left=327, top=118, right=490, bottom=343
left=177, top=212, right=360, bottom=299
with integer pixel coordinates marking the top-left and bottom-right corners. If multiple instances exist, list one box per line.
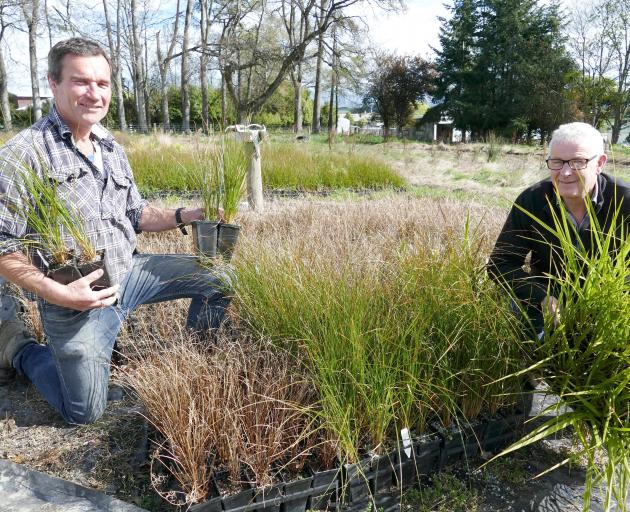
left=546, top=154, right=598, bottom=171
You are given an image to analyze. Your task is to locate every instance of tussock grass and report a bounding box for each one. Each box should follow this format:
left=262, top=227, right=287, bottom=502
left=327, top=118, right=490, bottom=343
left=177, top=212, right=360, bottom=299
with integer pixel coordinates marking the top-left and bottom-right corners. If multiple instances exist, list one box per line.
left=234, top=198, right=524, bottom=463
left=116, top=334, right=318, bottom=505
left=495, top=198, right=630, bottom=512
left=122, top=134, right=404, bottom=194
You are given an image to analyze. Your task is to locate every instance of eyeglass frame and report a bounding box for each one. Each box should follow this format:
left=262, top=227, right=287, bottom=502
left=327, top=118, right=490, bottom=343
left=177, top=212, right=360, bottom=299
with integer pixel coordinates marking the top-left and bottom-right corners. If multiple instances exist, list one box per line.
left=545, top=154, right=599, bottom=171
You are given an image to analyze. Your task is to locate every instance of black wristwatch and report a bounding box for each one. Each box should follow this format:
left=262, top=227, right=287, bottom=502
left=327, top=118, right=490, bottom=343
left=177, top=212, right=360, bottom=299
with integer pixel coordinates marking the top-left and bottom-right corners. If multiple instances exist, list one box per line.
left=175, top=207, right=188, bottom=235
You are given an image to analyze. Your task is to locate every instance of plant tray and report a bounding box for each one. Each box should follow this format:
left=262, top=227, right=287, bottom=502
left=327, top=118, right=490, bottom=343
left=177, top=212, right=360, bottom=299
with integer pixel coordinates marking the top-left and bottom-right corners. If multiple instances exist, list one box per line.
left=190, top=410, right=527, bottom=512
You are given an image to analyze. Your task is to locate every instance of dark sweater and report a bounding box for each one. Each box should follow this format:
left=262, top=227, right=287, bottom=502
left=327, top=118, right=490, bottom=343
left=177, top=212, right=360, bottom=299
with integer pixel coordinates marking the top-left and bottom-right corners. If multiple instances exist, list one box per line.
left=487, top=172, right=630, bottom=317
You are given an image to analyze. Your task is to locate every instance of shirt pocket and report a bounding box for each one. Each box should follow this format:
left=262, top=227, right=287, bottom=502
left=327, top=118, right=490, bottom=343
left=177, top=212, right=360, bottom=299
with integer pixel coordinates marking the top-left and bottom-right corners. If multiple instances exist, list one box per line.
left=47, top=166, right=101, bottom=221
left=102, top=171, right=132, bottom=221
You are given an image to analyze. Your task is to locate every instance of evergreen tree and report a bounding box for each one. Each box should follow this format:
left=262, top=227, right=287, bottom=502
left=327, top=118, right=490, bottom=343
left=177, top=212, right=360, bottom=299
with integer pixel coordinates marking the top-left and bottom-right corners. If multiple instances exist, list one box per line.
left=433, top=0, right=576, bottom=141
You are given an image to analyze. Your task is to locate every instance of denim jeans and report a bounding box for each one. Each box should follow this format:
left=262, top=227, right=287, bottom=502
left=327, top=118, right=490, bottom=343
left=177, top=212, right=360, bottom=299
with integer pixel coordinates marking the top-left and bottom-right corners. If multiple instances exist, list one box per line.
left=13, top=254, right=233, bottom=424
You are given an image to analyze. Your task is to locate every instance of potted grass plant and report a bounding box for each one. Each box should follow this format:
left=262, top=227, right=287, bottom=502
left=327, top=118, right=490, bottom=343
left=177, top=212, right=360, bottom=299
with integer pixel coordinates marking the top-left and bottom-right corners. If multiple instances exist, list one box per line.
left=15, top=163, right=110, bottom=289
left=189, top=144, right=222, bottom=258
left=491, top=197, right=630, bottom=512
left=216, top=137, right=249, bottom=261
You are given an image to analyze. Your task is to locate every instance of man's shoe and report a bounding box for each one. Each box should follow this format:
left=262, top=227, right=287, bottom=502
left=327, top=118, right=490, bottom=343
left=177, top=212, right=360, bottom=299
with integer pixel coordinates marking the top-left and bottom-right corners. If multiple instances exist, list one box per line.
left=0, top=319, right=36, bottom=384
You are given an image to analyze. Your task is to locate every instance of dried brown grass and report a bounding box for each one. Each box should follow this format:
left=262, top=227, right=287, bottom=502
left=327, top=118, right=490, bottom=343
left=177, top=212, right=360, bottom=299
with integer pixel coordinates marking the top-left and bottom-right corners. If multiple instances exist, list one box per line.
left=115, top=332, right=316, bottom=505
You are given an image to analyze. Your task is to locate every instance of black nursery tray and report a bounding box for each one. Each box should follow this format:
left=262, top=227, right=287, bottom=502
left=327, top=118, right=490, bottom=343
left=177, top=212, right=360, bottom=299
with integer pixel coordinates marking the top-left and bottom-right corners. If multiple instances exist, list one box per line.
left=189, top=408, right=527, bottom=512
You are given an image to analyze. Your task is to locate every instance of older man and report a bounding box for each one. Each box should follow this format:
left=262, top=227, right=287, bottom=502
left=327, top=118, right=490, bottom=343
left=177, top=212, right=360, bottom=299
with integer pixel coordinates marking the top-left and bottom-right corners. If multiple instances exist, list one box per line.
left=0, top=38, right=231, bottom=424
left=487, top=122, right=630, bottom=338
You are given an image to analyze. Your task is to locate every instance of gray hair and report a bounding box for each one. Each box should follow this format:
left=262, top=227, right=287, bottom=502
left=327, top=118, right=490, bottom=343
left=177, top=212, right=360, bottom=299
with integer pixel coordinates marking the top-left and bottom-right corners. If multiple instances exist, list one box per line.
left=48, top=38, right=111, bottom=83
left=549, top=122, right=605, bottom=156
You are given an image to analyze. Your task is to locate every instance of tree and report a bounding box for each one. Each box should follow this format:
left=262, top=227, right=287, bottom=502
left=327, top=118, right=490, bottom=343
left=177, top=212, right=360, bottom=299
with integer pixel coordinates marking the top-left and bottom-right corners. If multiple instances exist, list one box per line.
left=155, top=0, right=180, bottom=131
left=433, top=0, right=575, bottom=141
left=216, top=0, right=364, bottom=123
left=364, top=54, right=432, bottom=138
left=0, top=1, right=19, bottom=130
left=21, top=0, right=41, bottom=121
left=102, top=0, right=127, bottom=130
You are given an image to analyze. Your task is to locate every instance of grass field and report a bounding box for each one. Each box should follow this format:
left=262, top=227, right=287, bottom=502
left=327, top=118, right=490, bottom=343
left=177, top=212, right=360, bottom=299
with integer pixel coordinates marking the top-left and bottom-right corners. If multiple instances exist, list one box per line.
left=4, top=131, right=629, bottom=511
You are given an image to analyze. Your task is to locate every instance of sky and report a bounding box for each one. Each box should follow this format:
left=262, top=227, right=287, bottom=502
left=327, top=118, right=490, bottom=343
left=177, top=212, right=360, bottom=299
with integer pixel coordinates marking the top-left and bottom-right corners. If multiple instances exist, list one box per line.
left=5, top=0, right=451, bottom=96
left=360, top=0, right=449, bottom=60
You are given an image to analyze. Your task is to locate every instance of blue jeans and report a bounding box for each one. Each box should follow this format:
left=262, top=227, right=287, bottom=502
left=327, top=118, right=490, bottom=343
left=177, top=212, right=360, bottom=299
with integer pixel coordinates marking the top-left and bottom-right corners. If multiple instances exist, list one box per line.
left=13, top=254, right=233, bottom=424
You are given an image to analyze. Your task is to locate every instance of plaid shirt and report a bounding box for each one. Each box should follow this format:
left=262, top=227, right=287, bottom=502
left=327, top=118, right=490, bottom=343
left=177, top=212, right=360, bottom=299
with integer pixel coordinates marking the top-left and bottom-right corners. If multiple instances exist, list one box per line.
left=0, top=106, right=147, bottom=294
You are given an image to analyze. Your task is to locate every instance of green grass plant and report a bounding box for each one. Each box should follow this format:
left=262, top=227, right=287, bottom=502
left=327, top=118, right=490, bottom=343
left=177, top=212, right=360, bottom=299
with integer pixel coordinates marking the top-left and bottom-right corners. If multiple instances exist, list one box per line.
left=220, top=137, right=249, bottom=223
left=125, top=136, right=405, bottom=194
left=262, top=143, right=406, bottom=191
left=234, top=213, right=523, bottom=464
left=13, top=159, right=97, bottom=265
left=493, top=195, right=630, bottom=512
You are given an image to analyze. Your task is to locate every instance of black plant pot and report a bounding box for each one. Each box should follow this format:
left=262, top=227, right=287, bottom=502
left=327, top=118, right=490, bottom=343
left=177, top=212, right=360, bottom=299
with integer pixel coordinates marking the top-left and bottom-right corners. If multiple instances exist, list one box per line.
left=414, top=434, right=442, bottom=477
left=253, top=483, right=284, bottom=512
left=306, top=467, right=338, bottom=511
left=281, top=477, right=313, bottom=512
left=192, top=220, right=220, bottom=258
left=217, top=222, right=241, bottom=261
left=78, top=258, right=112, bottom=290
left=48, top=252, right=112, bottom=290
left=190, top=495, right=223, bottom=512
left=370, top=454, right=395, bottom=495
left=437, top=420, right=484, bottom=470
left=342, top=459, right=372, bottom=508
left=48, top=263, right=83, bottom=285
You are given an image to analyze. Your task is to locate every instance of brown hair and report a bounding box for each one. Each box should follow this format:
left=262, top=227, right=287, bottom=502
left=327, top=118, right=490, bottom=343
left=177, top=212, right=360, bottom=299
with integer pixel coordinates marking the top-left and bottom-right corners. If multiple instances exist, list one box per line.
left=48, top=38, right=111, bottom=83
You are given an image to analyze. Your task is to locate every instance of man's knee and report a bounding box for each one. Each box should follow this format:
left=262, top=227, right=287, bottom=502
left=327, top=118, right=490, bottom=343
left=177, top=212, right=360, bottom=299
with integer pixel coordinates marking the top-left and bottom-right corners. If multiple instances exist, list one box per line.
left=64, top=400, right=106, bottom=424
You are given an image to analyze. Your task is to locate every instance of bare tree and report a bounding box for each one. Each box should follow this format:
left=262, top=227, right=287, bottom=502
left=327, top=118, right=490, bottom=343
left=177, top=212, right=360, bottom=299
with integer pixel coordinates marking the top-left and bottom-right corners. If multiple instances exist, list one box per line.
left=21, top=0, right=41, bottom=121
left=180, top=0, right=193, bottom=132
left=199, top=0, right=217, bottom=132
left=217, top=0, right=362, bottom=123
left=607, top=0, right=630, bottom=143
left=0, top=2, right=19, bottom=130
left=103, top=0, right=127, bottom=130
left=311, top=0, right=327, bottom=133
left=281, top=0, right=311, bottom=132
left=128, top=0, right=147, bottom=131
left=156, top=2, right=180, bottom=131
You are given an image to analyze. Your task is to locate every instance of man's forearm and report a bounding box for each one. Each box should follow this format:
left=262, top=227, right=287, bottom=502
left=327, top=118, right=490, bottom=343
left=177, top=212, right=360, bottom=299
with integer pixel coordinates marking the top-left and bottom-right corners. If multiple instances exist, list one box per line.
left=0, top=252, right=68, bottom=304
left=138, top=205, right=202, bottom=232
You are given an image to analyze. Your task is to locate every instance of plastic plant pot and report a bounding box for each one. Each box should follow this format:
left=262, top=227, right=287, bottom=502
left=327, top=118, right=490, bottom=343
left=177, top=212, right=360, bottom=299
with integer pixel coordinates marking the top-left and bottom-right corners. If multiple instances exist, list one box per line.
left=192, top=220, right=220, bottom=258
left=253, top=483, right=283, bottom=512
left=217, top=222, right=241, bottom=261
left=342, top=459, right=373, bottom=508
left=306, top=467, right=338, bottom=511
left=392, top=447, right=417, bottom=488
left=79, top=257, right=112, bottom=290
left=189, top=496, right=223, bottom=512
left=222, top=488, right=255, bottom=511
left=370, top=454, right=395, bottom=495
left=414, top=434, right=442, bottom=477
left=438, top=420, right=484, bottom=469
left=281, top=477, right=313, bottom=512
left=47, top=263, right=83, bottom=285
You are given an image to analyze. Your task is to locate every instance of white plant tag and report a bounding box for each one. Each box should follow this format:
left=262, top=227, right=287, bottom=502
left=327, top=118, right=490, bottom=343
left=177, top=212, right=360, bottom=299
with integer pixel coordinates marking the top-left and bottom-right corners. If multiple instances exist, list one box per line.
left=401, top=427, right=412, bottom=458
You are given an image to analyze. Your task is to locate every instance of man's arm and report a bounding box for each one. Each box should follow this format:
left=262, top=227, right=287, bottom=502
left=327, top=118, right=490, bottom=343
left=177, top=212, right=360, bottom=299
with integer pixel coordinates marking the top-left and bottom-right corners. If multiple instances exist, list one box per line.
left=137, top=205, right=204, bottom=233
left=487, top=200, right=548, bottom=308
left=0, top=252, right=118, bottom=311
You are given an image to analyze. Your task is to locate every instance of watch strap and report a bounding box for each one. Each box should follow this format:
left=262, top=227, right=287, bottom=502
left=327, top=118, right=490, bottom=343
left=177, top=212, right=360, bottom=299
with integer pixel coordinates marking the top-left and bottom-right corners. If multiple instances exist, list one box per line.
left=175, top=207, right=188, bottom=235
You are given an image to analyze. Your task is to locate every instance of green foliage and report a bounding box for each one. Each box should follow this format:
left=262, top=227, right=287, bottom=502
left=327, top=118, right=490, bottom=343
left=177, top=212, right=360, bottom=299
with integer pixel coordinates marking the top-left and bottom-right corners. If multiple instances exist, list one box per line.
left=125, top=137, right=404, bottom=194
left=494, top=197, right=630, bottom=512
left=235, top=222, right=523, bottom=462
left=12, top=157, right=96, bottom=265
left=364, top=54, right=433, bottom=137
left=433, top=0, right=577, bottom=140
left=262, top=143, right=406, bottom=190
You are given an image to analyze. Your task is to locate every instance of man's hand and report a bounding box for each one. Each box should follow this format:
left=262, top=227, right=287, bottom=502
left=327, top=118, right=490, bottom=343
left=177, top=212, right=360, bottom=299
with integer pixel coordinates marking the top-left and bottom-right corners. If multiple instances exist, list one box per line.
left=61, top=269, right=119, bottom=311
left=541, top=295, right=561, bottom=328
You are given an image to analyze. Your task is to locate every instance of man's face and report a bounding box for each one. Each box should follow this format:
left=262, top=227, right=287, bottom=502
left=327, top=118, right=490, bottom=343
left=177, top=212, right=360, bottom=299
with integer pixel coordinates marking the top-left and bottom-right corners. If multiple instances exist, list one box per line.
left=548, top=139, right=607, bottom=201
left=48, top=54, right=111, bottom=133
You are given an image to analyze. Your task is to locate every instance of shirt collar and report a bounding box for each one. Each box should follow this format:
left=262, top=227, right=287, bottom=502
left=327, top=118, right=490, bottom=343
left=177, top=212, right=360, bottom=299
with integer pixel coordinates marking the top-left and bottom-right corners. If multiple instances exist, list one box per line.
left=48, top=104, right=115, bottom=150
